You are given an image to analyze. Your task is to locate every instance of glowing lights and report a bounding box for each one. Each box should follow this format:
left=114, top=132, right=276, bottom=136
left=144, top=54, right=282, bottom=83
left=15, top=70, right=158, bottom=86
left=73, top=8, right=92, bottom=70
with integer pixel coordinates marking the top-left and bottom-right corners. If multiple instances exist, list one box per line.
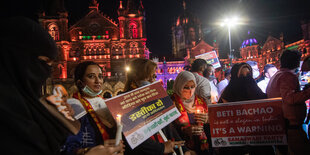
left=125, top=66, right=130, bottom=72
left=220, top=16, right=239, bottom=27
left=219, top=15, right=242, bottom=64
left=241, top=38, right=258, bottom=48
left=128, top=14, right=136, bottom=17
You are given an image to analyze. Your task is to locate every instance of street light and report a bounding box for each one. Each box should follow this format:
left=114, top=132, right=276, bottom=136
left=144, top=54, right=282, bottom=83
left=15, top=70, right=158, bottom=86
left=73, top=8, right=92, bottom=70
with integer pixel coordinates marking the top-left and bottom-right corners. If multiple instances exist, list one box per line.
left=125, top=66, right=130, bottom=72
left=221, top=17, right=239, bottom=65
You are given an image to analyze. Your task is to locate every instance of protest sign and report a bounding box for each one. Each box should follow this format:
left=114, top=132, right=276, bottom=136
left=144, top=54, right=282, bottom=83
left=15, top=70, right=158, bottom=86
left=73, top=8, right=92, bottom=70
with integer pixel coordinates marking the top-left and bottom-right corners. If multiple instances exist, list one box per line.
left=208, top=98, right=287, bottom=147
left=105, top=81, right=181, bottom=149
left=195, top=50, right=221, bottom=69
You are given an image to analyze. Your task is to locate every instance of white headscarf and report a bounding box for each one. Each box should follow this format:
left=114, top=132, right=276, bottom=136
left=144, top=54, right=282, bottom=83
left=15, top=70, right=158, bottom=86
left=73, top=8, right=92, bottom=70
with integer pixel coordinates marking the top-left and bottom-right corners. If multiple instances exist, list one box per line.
left=173, top=71, right=197, bottom=113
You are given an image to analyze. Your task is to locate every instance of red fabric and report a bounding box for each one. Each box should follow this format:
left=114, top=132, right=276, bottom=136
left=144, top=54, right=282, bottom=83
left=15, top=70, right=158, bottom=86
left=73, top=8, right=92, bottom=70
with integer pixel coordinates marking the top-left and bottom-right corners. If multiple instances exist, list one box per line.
left=172, top=93, right=209, bottom=150
left=150, top=133, right=165, bottom=143
left=266, top=68, right=310, bottom=125
left=193, top=72, right=203, bottom=76
left=73, top=92, right=109, bottom=140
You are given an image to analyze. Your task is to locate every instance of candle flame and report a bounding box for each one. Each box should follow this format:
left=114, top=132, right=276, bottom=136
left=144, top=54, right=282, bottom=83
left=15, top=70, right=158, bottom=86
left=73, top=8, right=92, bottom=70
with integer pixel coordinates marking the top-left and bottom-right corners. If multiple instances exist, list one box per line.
left=116, top=114, right=122, bottom=124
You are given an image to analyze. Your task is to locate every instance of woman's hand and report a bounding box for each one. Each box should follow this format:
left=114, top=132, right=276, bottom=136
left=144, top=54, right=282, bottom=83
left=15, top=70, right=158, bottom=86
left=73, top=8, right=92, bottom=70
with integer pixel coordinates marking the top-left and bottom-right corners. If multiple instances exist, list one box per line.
left=185, top=150, right=196, bottom=155
left=164, top=140, right=185, bottom=153
left=194, top=113, right=208, bottom=124
left=61, top=101, right=75, bottom=119
left=182, top=125, right=204, bottom=136
left=46, top=85, right=75, bottom=121
left=86, top=141, right=125, bottom=155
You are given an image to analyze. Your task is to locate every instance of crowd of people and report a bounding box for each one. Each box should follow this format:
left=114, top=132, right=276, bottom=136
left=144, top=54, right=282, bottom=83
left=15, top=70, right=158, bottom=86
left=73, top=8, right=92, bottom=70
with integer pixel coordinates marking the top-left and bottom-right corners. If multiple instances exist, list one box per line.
left=1, top=16, right=310, bottom=155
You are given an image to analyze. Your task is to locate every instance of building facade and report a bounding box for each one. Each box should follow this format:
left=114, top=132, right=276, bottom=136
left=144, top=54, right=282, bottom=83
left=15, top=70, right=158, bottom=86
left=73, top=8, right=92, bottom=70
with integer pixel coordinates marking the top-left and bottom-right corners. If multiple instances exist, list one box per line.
left=171, top=0, right=219, bottom=59
left=40, top=0, right=149, bottom=96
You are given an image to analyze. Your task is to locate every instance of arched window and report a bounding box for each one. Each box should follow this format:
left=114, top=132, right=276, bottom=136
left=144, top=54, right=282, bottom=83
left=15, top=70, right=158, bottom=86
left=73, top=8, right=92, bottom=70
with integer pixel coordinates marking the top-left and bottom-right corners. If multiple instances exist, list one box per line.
left=129, top=22, right=138, bottom=38
left=57, top=64, right=64, bottom=78
left=48, top=24, right=59, bottom=40
left=112, top=44, right=123, bottom=55
left=129, top=42, right=138, bottom=55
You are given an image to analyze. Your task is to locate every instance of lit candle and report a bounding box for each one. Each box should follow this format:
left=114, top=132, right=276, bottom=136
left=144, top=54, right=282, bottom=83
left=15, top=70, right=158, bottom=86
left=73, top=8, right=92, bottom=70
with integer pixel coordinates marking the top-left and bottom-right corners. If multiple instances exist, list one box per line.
left=196, top=107, right=204, bottom=114
left=115, top=114, right=123, bottom=146
left=196, top=109, right=201, bottom=114
left=196, top=107, right=204, bottom=126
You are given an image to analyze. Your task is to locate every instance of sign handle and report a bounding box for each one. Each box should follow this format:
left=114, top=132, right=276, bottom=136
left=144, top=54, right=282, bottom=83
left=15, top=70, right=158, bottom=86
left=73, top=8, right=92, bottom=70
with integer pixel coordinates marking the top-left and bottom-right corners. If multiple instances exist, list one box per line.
left=158, top=130, right=183, bottom=155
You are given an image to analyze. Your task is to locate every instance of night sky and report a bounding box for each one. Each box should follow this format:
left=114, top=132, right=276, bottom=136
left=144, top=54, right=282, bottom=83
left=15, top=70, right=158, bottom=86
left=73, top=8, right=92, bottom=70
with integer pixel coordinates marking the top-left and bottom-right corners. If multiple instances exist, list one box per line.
left=2, top=0, right=310, bottom=59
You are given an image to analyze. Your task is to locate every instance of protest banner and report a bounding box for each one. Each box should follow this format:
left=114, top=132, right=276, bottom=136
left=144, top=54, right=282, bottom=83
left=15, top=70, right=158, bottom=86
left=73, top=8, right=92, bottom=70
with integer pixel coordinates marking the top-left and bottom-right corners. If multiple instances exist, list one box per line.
left=105, top=81, right=181, bottom=149
left=195, top=50, right=221, bottom=69
left=208, top=98, right=287, bottom=147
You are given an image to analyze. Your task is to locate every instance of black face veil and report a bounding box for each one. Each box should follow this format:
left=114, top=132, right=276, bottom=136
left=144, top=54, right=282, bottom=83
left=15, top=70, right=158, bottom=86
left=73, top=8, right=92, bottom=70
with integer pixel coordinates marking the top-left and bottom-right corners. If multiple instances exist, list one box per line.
left=0, top=16, right=57, bottom=97
left=0, top=17, right=68, bottom=154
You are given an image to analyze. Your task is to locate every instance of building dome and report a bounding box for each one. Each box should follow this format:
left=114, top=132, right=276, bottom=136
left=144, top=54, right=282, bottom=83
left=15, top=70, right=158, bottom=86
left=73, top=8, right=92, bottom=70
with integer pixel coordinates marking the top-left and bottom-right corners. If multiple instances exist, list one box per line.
left=241, top=31, right=258, bottom=48
left=241, top=38, right=258, bottom=48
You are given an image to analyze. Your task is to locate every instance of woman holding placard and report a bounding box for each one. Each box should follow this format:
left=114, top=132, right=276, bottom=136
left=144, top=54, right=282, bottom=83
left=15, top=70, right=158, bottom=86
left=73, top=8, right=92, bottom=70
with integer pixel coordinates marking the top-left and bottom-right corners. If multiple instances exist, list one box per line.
left=218, top=63, right=274, bottom=155
left=123, top=58, right=192, bottom=155
left=171, top=71, right=211, bottom=155
left=61, top=61, right=124, bottom=155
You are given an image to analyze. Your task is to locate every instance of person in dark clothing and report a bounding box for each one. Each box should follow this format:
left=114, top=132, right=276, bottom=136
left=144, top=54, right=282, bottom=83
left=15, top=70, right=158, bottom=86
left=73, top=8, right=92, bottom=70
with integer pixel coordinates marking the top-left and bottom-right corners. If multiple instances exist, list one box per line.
left=0, top=16, right=123, bottom=155
left=218, top=63, right=274, bottom=155
left=220, top=63, right=266, bottom=103
left=0, top=16, right=69, bottom=155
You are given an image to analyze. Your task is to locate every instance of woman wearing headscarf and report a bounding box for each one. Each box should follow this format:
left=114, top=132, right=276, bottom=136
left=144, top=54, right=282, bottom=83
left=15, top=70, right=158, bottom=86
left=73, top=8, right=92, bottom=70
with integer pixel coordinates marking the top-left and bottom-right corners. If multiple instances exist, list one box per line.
left=171, top=71, right=210, bottom=155
left=218, top=63, right=274, bottom=155
left=0, top=17, right=69, bottom=155
left=123, top=58, right=191, bottom=155
left=219, top=63, right=266, bottom=103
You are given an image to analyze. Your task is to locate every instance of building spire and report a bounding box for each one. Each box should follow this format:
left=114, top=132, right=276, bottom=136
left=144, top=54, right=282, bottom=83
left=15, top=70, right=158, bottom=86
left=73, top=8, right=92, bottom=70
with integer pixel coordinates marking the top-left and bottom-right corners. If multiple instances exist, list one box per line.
left=119, top=0, right=123, bottom=9
left=183, top=0, right=186, bottom=10
left=139, top=0, right=144, bottom=10
left=89, top=0, right=99, bottom=11
left=127, top=0, right=139, bottom=15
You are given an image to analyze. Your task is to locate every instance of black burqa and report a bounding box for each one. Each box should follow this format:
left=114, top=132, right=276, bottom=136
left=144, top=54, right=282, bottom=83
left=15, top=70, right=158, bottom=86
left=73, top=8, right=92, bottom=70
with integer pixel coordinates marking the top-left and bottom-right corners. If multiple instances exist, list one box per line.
left=218, top=63, right=274, bottom=155
left=220, top=63, right=266, bottom=103
left=0, top=17, right=68, bottom=155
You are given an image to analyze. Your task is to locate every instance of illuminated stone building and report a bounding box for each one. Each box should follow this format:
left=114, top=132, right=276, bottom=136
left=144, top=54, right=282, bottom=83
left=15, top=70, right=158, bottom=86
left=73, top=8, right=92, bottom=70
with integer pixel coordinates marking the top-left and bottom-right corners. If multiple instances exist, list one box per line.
left=285, top=21, right=310, bottom=59
left=232, top=31, right=285, bottom=72
left=171, top=1, right=219, bottom=59
left=240, top=32, right=260, bottom=60
left=171, top=1, right=202, bottom=59
left=40, top=0, right=149, bottom=96
left=260, top=34, right=285, bottom=68
left=157, top=0, right=220, bottom=88
left=154, top=58, right=185, bottom=89
left=237, top=23, right=310, bottom=72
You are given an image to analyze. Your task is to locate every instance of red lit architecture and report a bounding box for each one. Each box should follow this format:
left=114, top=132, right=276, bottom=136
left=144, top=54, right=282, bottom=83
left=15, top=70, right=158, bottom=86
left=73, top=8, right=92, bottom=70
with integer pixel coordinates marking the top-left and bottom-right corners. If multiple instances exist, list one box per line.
left=157, top=0, right=220, bottom=88
left=236, top=21, right=310, bottom=72
left=237, top=32, right=285, bottom=71
left=40, top=0, right=149, bottom=96
left=171, top=1, right=219, bottom=59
